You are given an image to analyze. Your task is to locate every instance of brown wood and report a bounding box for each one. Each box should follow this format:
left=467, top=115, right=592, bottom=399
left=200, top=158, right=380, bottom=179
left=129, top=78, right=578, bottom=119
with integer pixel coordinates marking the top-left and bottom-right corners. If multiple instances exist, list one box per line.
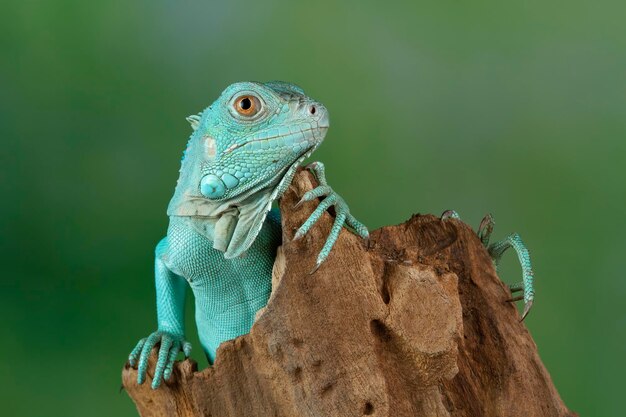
left=122, top=169, right=576, bottom=417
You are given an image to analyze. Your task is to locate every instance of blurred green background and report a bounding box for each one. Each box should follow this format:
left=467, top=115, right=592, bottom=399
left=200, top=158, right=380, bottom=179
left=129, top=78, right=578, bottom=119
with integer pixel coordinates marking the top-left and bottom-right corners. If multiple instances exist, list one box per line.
left=1, top=1, right=624, bottom=415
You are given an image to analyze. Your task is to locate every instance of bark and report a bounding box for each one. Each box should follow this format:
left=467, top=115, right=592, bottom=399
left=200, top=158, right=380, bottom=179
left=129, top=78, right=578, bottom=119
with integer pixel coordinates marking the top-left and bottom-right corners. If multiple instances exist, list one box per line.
left=122, top=169, right=576, bottom=417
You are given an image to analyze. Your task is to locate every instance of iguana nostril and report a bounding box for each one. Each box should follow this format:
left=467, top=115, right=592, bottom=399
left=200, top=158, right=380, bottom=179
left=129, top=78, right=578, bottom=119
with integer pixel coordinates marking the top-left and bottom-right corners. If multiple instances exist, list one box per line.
left=309, top=105, right=316, bottom=115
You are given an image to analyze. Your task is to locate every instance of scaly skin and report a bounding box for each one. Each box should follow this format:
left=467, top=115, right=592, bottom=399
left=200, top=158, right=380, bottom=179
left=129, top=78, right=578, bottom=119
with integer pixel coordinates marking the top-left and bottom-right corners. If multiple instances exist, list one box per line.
left=441, top=210, right=535, bottom=320
left=128, top=81, right=368, bottom=389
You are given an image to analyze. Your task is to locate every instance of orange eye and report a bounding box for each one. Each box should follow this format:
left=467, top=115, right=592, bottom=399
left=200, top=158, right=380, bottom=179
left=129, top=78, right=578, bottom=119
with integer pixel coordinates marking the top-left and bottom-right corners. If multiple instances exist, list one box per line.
left=234, top=95, right=261, bottom=116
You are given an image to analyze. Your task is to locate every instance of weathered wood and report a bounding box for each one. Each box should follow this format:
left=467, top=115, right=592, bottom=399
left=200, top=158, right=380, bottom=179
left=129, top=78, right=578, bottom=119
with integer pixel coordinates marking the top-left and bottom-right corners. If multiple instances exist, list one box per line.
left=122, top=169, right=576, bottom=417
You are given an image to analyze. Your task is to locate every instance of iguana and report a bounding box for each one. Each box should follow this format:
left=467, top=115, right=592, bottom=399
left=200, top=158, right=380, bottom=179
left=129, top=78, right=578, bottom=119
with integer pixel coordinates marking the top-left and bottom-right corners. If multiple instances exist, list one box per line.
left=128, top=81, right=535, bottom=390
left=128, top=81, right=369, bottom=389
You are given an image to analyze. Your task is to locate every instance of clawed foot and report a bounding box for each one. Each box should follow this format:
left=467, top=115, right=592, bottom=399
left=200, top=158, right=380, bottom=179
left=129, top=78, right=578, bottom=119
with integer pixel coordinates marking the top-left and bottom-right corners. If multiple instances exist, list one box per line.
left=442, top=210, right=535, bottom=320
left=128, top=330, right=192, bottom=389
left=293, top=162, right=369, bottom=273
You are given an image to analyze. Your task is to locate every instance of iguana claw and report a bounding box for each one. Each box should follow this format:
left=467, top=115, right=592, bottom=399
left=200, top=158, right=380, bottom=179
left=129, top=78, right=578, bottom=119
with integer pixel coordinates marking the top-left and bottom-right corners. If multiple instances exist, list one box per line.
left=442, top=210, right=535, bottom=320
left=521, top=299, right=533, bottom=321
left=477, top=213, right=494, bottom=246
left=129, top=330, right=191, bottom=389
left=440, top=209, right=461, bottom=220
left=294, top=162, right=369, bottom=272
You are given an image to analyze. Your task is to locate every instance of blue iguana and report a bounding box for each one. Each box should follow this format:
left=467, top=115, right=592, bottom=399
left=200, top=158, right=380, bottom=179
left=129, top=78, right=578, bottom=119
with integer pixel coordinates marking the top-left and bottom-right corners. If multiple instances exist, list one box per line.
left=128, top=81, right=368, bottom=389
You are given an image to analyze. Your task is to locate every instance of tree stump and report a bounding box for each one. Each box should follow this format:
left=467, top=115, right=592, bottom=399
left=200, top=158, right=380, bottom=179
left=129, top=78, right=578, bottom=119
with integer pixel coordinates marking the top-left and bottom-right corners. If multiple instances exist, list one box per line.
left=122, top=169, right=576, bottom=417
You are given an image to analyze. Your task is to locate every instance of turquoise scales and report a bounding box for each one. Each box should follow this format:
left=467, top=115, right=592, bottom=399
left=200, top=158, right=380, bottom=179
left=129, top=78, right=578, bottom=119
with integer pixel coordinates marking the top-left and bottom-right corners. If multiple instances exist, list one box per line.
left=128, top=81, right=535, bottom=389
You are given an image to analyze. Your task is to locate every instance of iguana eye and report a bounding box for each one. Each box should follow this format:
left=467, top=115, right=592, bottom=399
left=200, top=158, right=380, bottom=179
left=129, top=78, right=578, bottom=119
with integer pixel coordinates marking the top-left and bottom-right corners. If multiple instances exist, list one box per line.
left=234, top=95, right=261, bottom=117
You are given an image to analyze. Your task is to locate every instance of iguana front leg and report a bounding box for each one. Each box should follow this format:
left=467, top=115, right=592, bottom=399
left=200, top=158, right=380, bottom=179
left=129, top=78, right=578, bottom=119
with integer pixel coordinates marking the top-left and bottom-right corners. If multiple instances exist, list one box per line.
left=441, top=210, right=535, bottom=320
left=128, top=238, right=192, bottom=389
left=293, top=162, right=369, bottom=272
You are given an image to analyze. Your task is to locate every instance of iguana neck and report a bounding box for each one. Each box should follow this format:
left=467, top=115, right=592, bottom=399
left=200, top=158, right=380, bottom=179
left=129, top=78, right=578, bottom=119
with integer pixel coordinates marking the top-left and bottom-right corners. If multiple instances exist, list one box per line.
left=167, top=146, right=315, bottom=259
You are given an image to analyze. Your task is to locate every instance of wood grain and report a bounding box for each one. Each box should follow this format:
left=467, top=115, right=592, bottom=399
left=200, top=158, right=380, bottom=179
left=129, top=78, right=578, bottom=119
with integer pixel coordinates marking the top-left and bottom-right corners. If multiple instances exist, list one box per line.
left=122, top=169, right=575, bottom=417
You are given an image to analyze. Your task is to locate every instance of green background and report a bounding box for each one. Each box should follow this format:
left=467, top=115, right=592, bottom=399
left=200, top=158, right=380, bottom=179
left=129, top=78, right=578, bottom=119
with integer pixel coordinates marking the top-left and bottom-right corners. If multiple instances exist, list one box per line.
left=1, top=1, right=623, bottom=415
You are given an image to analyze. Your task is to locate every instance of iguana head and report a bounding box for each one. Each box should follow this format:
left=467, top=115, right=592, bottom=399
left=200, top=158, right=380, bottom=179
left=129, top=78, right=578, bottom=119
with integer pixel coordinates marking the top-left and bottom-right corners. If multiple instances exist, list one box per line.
left=170, top=81, right=328, bottom=212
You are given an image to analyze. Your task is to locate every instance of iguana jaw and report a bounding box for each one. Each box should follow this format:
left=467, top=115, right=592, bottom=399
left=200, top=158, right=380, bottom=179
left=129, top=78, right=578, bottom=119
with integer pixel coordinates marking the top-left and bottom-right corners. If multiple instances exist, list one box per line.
left=216, top=121, right=327, bottom=200
left=222, top=123, right=328, bottom=156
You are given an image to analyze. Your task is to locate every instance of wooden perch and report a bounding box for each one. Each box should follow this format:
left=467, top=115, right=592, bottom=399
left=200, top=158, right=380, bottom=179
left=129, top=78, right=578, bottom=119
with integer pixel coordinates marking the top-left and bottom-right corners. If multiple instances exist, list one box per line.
left=122, top=169, right=576, bottom=417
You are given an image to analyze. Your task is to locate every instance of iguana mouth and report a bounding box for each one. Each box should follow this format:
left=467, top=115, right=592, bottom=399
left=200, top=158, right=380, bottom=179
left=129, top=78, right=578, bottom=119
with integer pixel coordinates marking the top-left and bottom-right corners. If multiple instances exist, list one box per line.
left=223, top=124, right=328, bottom=155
